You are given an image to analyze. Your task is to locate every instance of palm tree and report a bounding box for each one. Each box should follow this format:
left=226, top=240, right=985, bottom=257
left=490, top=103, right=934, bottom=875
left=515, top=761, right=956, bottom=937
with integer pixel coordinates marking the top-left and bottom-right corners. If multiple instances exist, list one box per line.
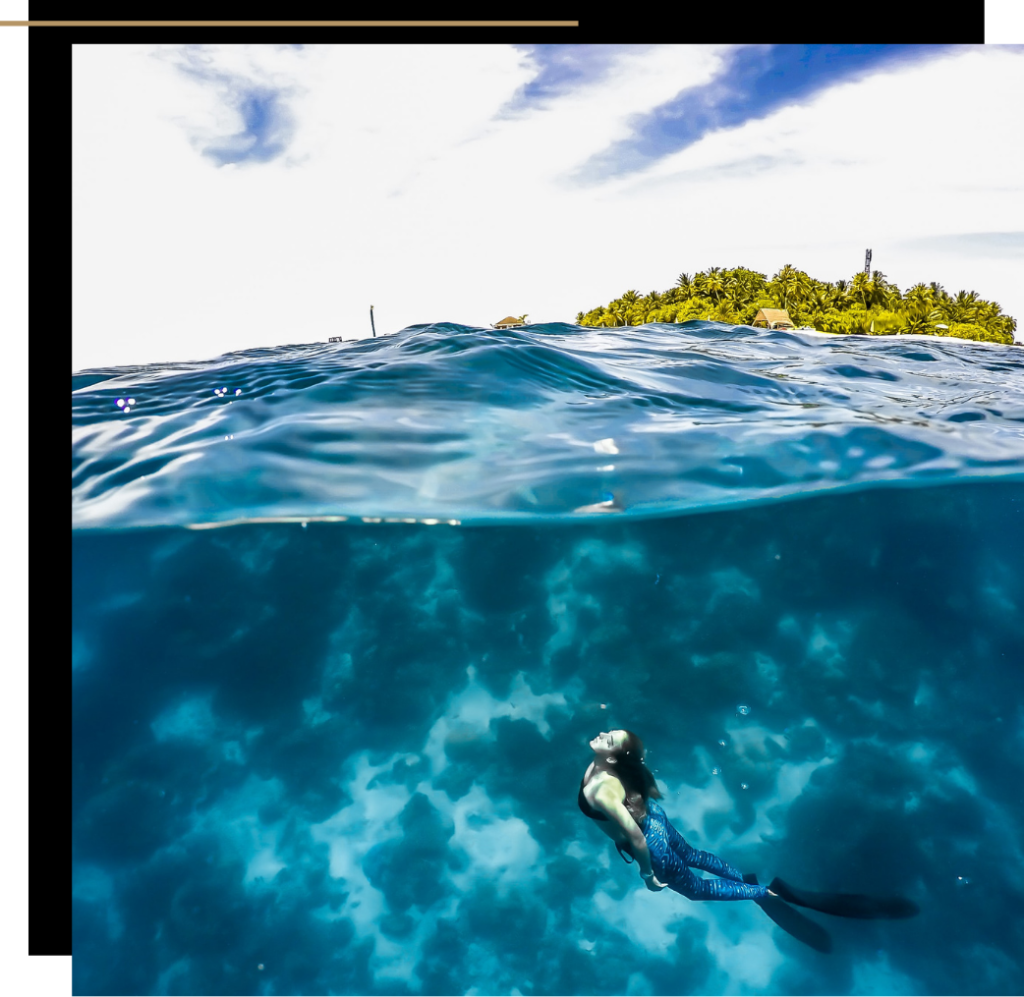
left=571, top=265, right=1016, bottom=343
left=804, top=286, right=831, bottom=320
left=849, top=272, right=873, bottom=310
left=618, top=290, right=640, bottom=326
left=710, top=300, right=737, bottom=323
left=813, top=281, right=843, bottom=312
left=897, top=299, right=939, bottom=334
left=938, top=290, right=979, bottom=324
left=904, top=283, right=933, bottom=309
left=676, top=273, right=695, bottom=299
left=703, top=271, right=725, bottom=303
left=734, top=267, right=768, bottom=299
left=725, top=277, right=748, bottom=311
left=769, top=264, right=812, bottom=312
left=517, top=314, right=529, bottom=324
left=704, top=268, right=729, bottom=290
left=641, top=290, right=663, bottom=323
left=869, top=270, right=897, bottom=309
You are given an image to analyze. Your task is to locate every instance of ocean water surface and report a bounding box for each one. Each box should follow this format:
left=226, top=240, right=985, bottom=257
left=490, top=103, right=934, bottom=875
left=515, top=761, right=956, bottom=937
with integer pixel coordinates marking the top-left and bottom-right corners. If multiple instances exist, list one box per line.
left=72, top=322, right=1024, bottom=995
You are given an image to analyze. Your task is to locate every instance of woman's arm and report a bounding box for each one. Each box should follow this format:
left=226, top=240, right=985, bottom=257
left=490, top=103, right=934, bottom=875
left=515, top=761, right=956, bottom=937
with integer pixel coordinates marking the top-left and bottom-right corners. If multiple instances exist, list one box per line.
left=592, top=782, right=665, bottom=889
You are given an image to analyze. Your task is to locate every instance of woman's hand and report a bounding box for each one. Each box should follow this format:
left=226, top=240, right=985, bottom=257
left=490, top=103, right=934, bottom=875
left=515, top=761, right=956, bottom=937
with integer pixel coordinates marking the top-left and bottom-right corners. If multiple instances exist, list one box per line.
left=643, top=873, right=667, bottom=891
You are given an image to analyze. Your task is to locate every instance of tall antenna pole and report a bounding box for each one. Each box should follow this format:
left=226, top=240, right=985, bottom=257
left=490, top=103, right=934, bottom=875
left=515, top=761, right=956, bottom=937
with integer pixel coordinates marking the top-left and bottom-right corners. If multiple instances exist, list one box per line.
left=864, top=249, right=872, bottom=276
left=370, top=305, right=376, bottom=338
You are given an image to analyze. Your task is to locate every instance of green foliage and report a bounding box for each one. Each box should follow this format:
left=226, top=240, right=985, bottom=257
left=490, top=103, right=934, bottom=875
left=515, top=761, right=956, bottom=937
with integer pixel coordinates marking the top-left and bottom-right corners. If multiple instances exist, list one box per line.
left=574, top=265, right=1017, bottom=345
left=938, top=322, right=1015, bottom=346
left=867, top=310, right=902, bottom=335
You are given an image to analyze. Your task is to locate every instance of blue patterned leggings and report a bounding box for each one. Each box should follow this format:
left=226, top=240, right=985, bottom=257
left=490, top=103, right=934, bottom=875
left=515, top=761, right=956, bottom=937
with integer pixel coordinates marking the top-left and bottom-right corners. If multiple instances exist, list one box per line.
left=639, top=801, right=768, bottom=902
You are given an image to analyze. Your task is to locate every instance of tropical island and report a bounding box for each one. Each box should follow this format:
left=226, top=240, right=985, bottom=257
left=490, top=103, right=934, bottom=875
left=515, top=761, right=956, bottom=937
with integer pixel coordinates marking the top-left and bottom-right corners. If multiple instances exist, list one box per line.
left=574, top=265, right=1017, bottom=345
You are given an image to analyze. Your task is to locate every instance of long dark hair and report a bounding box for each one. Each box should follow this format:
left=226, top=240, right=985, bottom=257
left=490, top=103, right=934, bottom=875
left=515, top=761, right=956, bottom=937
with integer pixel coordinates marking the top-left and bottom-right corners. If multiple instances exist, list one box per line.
left=606, top=729, right=662, bottom=807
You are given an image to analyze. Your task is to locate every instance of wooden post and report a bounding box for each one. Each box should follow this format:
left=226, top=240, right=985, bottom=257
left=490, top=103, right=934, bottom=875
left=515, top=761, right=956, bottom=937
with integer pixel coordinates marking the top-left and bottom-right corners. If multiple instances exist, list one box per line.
left=370, top=305, right=376, bottom=337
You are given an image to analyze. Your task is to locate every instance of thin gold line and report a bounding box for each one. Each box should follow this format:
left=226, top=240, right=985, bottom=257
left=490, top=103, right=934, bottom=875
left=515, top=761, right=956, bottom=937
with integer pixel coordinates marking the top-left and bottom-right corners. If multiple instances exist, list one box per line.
left=0, top=20, right=578, bottom=27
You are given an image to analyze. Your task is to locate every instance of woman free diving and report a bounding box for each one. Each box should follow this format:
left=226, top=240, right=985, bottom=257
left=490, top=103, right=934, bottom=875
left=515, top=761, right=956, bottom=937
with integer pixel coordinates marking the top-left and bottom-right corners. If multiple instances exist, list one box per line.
left=579, top=730, right=769, bottom=901
left=579, top=729, right=919, bottom=952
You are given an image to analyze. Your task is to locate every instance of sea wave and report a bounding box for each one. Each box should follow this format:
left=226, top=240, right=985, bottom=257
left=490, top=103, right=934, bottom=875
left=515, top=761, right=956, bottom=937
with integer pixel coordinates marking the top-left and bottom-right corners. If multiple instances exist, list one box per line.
left=71, top=322, right=1024, bottom=529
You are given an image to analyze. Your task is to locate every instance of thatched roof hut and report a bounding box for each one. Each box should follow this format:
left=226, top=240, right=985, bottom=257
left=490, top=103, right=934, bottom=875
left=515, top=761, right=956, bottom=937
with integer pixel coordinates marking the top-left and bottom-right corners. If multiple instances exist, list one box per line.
left=751, top=308, right=795, bottom=330
left=493, top=316, right=525, bottom=329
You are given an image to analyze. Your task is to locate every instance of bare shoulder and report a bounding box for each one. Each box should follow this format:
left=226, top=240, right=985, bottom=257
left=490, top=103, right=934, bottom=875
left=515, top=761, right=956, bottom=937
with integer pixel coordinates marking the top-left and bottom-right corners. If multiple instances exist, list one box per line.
left=587, top=770, right=626, bottom=808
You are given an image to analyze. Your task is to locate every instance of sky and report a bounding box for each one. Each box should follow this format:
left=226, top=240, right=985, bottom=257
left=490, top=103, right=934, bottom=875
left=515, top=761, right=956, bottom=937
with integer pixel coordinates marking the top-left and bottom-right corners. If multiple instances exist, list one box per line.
left=71, top=43, right=1024, bottom=371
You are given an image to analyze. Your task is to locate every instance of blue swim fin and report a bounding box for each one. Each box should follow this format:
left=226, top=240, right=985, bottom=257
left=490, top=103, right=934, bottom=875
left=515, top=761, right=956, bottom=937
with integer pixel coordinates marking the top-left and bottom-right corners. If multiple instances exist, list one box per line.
left=768, top=877, right=920, bottom=919
left=744, top=873, right=832, bottom=953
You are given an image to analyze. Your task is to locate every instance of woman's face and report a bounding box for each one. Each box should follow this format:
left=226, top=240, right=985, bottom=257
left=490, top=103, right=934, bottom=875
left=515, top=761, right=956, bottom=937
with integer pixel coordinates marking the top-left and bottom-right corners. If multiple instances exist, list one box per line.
left=590, top=730, right=625, bottom=754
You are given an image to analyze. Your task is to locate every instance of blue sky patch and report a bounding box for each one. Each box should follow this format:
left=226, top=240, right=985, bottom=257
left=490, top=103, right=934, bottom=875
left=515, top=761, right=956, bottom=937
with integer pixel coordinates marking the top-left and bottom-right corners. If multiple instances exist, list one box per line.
left=202, top=87, right=295, bottom=166
left=169, top=46, right=297, bottom=167
left=502, top=44, right=656, bottom=114
left=572, top=44, right=953, bottom=183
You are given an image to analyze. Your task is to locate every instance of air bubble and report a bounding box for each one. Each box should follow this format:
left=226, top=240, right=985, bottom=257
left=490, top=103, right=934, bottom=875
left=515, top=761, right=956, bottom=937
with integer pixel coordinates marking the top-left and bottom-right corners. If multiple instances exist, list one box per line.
left=127, top=398, right=135, bottom=405
left=741, top=783, right=748, bottom=790
left=235, top=388, right=242, bottom=396
left=116, top=398, right=125, bottom=408
left=737, top=704, right=750, bottom=716
left=718, top=739, right=726, bottom=746
left=712, top=768, right=720, bottom=776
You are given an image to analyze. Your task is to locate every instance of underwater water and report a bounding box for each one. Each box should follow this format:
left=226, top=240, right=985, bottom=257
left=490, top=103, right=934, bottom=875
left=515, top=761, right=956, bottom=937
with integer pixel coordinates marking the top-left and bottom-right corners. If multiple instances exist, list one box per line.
left=72, top=323, right=1024, bottom=995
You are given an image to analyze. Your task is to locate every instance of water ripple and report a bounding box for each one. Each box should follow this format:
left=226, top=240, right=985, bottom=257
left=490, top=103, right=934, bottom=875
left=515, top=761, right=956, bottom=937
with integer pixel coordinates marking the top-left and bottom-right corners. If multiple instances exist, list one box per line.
left=71, top=322, right=1024, bottom=529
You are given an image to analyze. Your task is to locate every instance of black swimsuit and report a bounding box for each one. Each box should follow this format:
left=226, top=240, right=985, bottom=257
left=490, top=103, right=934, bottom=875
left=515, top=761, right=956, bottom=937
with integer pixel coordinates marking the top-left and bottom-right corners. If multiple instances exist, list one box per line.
left=579, top=772, right=647, bottom=823
left=578, top=776, right=609, bottom=821
left=579, top=773, right=643, bottom=864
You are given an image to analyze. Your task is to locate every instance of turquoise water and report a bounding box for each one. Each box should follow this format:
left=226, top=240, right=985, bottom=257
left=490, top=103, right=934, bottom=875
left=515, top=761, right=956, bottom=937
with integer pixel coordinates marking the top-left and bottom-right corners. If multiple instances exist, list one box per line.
left=72, top=323, right=1024, bottom=995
